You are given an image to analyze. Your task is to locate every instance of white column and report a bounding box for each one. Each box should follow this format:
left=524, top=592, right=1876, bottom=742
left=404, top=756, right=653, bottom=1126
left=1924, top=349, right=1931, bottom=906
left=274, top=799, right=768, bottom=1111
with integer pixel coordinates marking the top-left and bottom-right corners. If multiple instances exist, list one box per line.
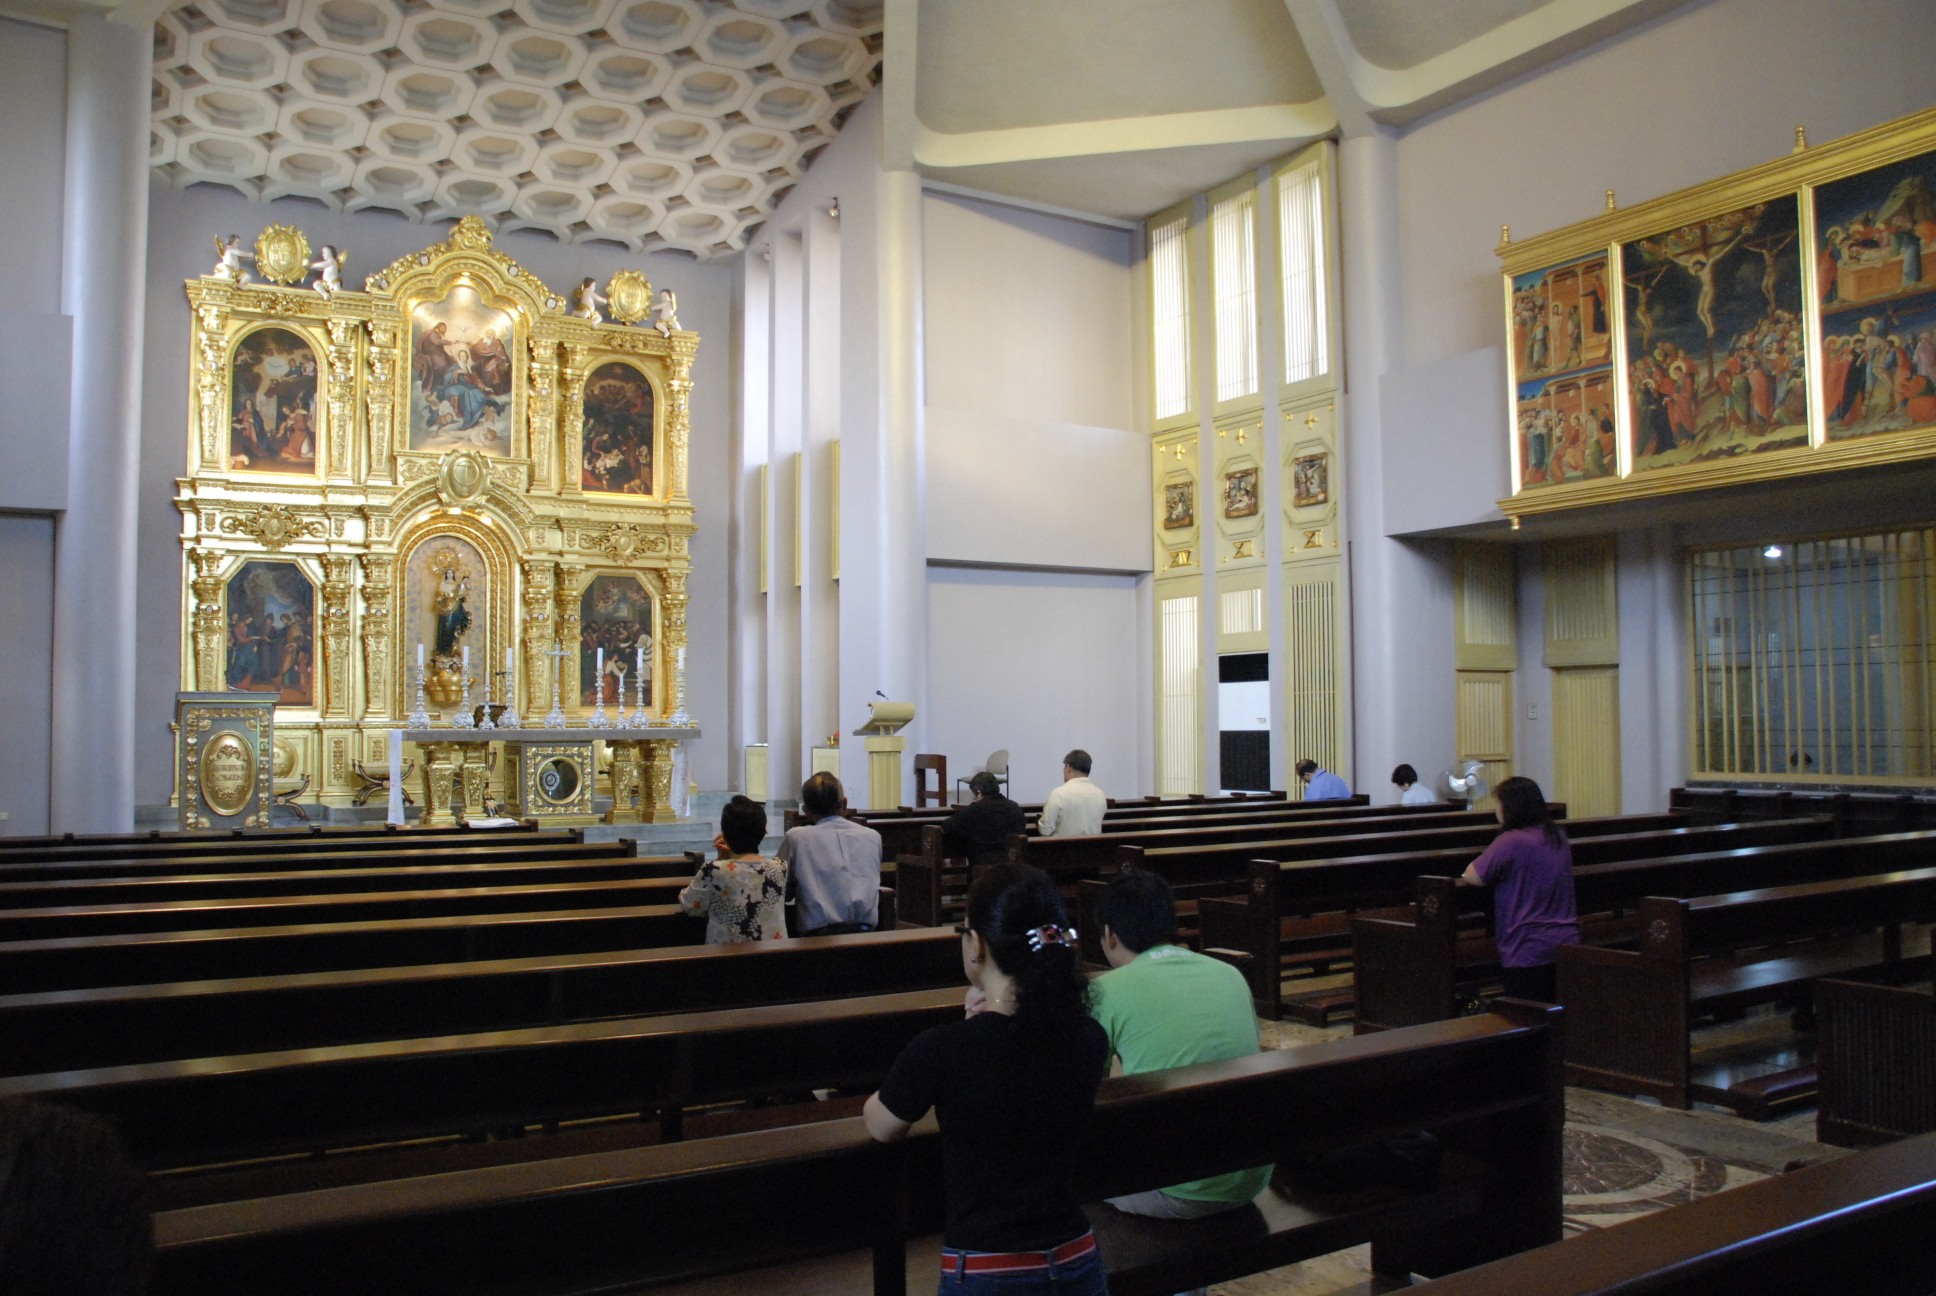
left=51, top=15, right=149, bottom=832
left=1339, top=128, right=1447, bottom=794
left=873, top=166, right=928, bottom=762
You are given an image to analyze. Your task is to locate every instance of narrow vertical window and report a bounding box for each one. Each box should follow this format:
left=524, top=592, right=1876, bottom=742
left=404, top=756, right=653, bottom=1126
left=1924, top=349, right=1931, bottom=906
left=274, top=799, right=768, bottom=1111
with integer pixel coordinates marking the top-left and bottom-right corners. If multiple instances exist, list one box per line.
left=1279, top=159, right=1328, bottom=385
left=1211, top=190, right=1258, bottom=401
left=1151, top=214, right=1192, bottom=420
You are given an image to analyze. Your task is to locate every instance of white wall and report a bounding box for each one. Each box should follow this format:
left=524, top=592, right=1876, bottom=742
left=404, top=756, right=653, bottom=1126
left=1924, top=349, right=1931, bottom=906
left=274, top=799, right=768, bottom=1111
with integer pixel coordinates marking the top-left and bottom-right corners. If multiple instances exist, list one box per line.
left=136, top=184, right=737, bottom=808
left=0, top=515, right=54, bottom=835
left=927, top=566, right=1144, bottom=804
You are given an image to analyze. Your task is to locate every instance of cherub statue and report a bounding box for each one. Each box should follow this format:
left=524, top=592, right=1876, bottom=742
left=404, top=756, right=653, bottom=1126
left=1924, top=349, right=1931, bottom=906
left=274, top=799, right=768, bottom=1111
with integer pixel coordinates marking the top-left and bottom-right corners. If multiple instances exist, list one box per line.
left=572, top=276, right=607, bottom=323
left=308, top=245, right=347, bottom=299
left=650, top=287, right=680, bottom=337
left=210, top=234, right=254, bottom=285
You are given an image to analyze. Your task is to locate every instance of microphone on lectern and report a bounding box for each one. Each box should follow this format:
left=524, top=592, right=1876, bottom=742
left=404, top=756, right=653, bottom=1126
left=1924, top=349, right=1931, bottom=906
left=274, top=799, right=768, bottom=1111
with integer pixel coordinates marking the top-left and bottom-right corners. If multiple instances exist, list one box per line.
left=875, top=690, right=887, bottom=700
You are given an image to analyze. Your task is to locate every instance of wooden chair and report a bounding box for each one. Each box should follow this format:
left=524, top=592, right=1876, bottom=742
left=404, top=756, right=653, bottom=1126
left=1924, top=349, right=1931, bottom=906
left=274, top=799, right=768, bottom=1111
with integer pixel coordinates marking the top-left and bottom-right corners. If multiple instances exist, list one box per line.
left=954, top=749, right=1009, bottom=805
left=911, top=754, right=947, bottom=808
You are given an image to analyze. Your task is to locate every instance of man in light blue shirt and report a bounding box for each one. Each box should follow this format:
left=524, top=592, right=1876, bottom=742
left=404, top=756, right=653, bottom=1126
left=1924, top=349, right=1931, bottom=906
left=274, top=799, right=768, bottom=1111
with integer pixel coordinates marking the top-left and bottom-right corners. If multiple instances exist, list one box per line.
left=777, top=772, right=882, bottom=935
left=1296, top=757, right=1351, bottom=801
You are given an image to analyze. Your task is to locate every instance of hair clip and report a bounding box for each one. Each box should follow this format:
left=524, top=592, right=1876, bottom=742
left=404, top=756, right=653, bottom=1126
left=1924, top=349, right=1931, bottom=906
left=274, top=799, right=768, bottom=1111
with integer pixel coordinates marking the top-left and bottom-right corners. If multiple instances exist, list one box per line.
left=1026, top=924, right=1076, bottom=952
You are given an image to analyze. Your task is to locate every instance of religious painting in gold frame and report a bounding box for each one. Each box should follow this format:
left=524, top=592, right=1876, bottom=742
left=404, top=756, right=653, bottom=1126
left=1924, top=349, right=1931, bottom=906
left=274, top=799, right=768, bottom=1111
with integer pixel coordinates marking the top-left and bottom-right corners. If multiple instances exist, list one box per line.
left=577, top=571, right=658, bottom=711
left=223, top=558, right=317, bottom=708
left=406, top=284, right=521, bottom=456
left=1507, top=250, right=1617, bottom=488
left=225, top=324, right=324, bottom=477
left=1813, top=144, right=1936, bottom=440
left=1496, top=104, right=1936, bottom=527
left=402, top=535, right=491, bottom=710
left=580, top=359, right=659, bottom=495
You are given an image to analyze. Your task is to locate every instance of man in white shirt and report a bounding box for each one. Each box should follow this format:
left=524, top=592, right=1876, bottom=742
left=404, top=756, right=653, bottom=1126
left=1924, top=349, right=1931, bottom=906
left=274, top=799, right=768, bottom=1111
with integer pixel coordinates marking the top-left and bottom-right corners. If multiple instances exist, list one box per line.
left=1037, top=749, right=1107, bottom=837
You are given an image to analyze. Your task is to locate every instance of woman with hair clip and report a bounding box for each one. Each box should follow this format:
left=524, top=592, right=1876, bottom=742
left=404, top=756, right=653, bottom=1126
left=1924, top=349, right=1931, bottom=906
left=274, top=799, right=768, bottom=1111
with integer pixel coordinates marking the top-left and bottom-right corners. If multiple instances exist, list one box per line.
left=865, top=863, right=1110, bottom=1295
left=1457, top=775, right=1580, bottom=1004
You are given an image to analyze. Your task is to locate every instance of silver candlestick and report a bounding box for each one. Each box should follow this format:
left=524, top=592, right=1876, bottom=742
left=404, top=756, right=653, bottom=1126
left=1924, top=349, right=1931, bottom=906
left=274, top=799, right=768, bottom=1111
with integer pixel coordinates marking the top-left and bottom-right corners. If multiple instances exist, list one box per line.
left=407, top=660, right=433, bottom=729
left=668, top=644, right=691, bottom=727
left=497, top=668, right=521, bottom=730
left=630, top=657, right=650, bottom=727
left=476, top=665, right=496, bottom=730
left=588, top=667, right=612, bottom=728
left=451, top=670, right=476, bottom=729
left=544, top=643, right=570, bottom=729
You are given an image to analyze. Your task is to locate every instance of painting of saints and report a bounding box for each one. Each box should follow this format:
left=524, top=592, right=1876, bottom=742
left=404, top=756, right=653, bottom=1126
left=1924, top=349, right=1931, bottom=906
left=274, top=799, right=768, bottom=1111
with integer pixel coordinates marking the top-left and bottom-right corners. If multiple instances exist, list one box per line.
left=225, top=560, right=315, bottom=706
left=1510, top=252, right=1611, bottom=380
left=408, top=286, right=517, bottom=455
left=1622, top=196, right=1808, bottom=471
left=579, top=575, right=653, bottom=709
left=1223, top=467, right=1259, bottom=518
left=1163, top=481, right=1194, bottom=530
left=581, top=362, right=656, bottom=494
left=1813, top=146, right=1936, bottom=439
left=229, top=328, right=319, bottom=473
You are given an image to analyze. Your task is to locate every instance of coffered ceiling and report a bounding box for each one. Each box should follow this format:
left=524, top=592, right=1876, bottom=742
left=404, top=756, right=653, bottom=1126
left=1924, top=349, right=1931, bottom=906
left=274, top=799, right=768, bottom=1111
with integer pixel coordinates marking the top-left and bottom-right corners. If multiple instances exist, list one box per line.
left=9, top=0, right=1703, bottom=256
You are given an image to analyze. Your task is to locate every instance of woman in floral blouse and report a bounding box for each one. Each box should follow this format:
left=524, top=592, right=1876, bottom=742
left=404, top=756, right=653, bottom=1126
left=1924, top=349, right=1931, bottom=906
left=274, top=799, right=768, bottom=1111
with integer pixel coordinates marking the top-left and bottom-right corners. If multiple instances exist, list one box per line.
left=680, top=795, right=788, bottom=943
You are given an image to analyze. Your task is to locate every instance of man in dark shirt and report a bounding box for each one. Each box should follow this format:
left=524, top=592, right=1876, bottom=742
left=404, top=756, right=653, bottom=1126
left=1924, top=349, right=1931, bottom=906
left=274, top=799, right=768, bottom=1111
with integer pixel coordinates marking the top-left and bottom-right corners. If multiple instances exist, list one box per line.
left=940, top=770, right=1025, bottom=869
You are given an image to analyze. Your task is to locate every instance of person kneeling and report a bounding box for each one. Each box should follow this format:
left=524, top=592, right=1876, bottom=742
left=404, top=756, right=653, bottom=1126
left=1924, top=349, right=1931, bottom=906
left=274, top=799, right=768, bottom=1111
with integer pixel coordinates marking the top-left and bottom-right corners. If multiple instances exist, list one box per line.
left=679, top=795, right=788, bottom=943
left=1093, top=870, right=1273, bottom=1247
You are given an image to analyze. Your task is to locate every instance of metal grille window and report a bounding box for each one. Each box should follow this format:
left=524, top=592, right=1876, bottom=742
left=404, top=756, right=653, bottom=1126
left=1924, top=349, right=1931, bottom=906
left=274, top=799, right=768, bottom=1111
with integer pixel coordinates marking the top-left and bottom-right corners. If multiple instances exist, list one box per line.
left=1210, top=189, right=1258, bottom=402
left=1150, top=214, right=1192, bottom=421
left=1690, top=529, right=1936, bottom=781
left=1277, top=158, right=1328, bottom=385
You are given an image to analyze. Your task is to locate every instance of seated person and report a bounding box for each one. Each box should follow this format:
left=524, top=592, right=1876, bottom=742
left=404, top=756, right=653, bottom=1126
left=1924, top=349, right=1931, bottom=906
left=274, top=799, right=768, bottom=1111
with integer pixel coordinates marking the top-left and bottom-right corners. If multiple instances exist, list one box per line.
left=1296, top=757, right=1351, bottom=801
left=680, top=795, right=788, bottom=943
left=0, top=1096, right=152, bottom=1295
left=1093, top=870, right=1273, bottom=1236
left=777, top=772, right=883, bottom=936
left=941, top=770, right=1026, bottom=870
left=1038, top=749, right=1107, bottom=837
left=1392, top=762, right=1437, bottom=805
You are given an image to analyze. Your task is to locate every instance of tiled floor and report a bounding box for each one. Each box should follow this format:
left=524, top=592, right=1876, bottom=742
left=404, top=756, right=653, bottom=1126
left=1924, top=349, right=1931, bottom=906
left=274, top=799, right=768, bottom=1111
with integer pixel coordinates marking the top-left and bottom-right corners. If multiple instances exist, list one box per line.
left=656, top=1001, right=1854, bottom=1296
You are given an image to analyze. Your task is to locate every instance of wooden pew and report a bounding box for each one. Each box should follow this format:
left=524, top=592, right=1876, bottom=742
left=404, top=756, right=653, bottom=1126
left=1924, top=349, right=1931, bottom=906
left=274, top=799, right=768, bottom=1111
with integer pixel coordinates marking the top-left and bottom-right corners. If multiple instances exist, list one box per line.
left=0, top=883, right=899, bottom=993
left=146, top=1004, right=1563, bottom=1296
left=1816, top=966, right=1936, bottom=1147
left=0, top=836, right=642, bottom=885
left=0, top=823, right=570, bottom=866
left=1559, top=862, right=1936, bottom=1116
left=1180, top=813, right=1683, bottom=1018
left=0, top=853, right=697, bottom=907
left=1406, top=1130, right=1936, bottom=1296
left=0, top=927, right=964, bottom=1075
left=1349, top=819, right=1846, bottom=1031
left=1670, top=785, right=1936, bottom=836
left=863, top=792, right=1335, bottom=858
left=1, top=985, right=971, bottom=1172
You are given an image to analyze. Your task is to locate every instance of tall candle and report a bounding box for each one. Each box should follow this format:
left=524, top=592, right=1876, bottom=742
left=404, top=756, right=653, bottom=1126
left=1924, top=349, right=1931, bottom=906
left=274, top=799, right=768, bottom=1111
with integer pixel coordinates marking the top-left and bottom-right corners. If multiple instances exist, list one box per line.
left=461, top=645, right=469, bottom=675
left=596, top=646, right=603, bottom=690
left=505, top=646, right=514, bottom=683
left=636, top=643, right=643, bottom=679
left=417, top=642, right=425, bottom=667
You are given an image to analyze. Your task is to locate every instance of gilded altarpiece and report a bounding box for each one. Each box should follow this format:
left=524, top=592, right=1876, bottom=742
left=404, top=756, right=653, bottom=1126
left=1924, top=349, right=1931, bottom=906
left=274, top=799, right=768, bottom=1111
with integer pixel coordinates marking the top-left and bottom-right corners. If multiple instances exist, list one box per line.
left=177, top=217, right=697, bottom=809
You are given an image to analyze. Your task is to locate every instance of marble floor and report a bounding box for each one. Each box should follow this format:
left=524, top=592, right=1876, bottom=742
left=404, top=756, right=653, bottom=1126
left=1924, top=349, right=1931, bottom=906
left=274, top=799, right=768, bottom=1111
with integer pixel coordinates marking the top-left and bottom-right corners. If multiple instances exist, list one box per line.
left=653, top=1001, right=1848, bottom=1296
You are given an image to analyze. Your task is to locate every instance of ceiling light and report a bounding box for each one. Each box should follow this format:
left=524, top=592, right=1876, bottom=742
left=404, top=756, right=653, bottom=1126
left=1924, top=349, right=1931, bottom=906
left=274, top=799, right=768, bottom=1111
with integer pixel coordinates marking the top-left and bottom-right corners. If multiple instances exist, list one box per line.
left=1763, top=545, right=1784, bottom=559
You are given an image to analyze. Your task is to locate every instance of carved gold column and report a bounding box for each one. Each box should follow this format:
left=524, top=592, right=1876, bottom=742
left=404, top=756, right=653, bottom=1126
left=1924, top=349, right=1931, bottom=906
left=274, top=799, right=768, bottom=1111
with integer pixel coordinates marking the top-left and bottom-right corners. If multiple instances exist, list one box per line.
left=528, top=338, right=558, bottom=491
left=359, top=553, right=395, bottom=721
left=603, top=741, right=644, bottom=824
left=663, top=565, right=688, bottom=710
left=555, top=562, right=583, bottom=716
left=321, top=555, right=353, bottom=718
left=191, top=290, right=232, bottom=471
left=188, top=548, right=226, bottom=690
left=458, top=743, right=494, bottom=821
left=366, top=314, right=397, bottom=483
left=560, top=345, right=588, bottom=496
left=325, top=318, right=357, bottom=479
left=666, top=342, right=693, bottom=504
left=417, top=740, right=460, bottom=827
left=520, top=558, right=555, bottom=714
left=640, top=738, right=676, bottom=824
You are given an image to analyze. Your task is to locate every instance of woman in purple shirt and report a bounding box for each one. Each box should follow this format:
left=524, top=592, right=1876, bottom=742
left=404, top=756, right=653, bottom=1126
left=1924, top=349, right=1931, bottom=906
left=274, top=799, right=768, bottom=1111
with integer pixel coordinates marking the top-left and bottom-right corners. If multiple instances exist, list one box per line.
left=1458, top=777, right=1579, bottom=1004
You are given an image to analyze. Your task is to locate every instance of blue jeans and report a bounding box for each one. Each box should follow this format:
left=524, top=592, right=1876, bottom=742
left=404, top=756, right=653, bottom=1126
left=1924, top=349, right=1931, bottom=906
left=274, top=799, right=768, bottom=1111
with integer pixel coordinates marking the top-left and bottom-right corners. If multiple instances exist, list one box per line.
left=937, top=1246, right=1108, bottom=1295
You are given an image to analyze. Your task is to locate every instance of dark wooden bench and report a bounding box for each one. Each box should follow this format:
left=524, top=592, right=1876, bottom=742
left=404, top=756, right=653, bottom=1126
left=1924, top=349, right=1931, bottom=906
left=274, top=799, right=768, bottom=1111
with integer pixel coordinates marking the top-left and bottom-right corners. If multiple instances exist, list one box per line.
left=1349, top=819, right=1847, bottom=1032
left=0, top=822, right=571, bottom=866
left=1671, top=785, right=1936, bottom=836
left=4, top=983, right=969, bottom=1172
left=0, top=836, right=645, bottom=885
left=1816, top=964, right=1936, bottom=1147
left=0, top=926, right=964, bottom=1074
left=1406, top=1129, right=1936, bottom=1296
left=863, top=792, right=1334, bottom=858
left=0, top=885, right=899, bottom=992
left=145, top=1004, right=1563, bottom=1296
left=1185, top=813, right=1686, bottom=1018
left=1559, top=859, right=1936, bottom=1115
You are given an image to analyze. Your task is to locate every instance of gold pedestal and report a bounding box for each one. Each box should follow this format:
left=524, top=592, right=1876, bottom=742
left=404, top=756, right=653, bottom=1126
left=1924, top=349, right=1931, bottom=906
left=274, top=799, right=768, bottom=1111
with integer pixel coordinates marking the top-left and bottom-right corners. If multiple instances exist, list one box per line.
left=603, top=738, right=678, bottom=823
left=864, top=735, right=906, bottom=811
left=415, top=737, right=496, bottom=826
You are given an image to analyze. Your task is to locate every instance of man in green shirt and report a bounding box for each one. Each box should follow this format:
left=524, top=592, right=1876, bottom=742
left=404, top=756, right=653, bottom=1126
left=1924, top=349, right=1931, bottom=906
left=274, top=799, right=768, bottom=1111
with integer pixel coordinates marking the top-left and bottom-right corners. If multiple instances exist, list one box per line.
left=1093, top=869, right=1274, bottom=1247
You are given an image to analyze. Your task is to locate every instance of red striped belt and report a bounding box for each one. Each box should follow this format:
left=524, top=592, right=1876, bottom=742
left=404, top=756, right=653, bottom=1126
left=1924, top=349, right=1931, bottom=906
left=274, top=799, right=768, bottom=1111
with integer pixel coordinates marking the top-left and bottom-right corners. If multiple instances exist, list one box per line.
left=942, top=1231, right=1097, bottom=1274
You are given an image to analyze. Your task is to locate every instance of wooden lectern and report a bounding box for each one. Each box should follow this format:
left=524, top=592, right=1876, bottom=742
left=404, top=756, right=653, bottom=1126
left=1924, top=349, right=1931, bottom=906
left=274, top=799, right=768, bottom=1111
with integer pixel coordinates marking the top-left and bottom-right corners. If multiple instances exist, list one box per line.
left=853, top=702, right=915, bottom=810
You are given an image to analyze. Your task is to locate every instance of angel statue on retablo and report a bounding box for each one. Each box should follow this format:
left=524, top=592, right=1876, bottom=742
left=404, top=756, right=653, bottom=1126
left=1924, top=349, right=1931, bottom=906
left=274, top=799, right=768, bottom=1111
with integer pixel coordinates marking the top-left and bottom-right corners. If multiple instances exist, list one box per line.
left=573, top=276, right=607, bottom=323
left=309, top=246, right=347, bottom=299
left=210, top=234, right=254, bottom=285
left=651, top=288, right=680, bottom=337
